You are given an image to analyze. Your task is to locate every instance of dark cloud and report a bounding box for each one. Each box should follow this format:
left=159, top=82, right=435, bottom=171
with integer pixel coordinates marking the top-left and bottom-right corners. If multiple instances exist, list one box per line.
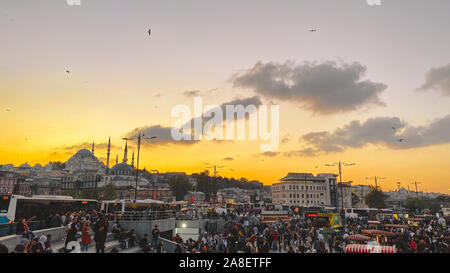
left=126, top=125, right=197, bottom=146
left=184, top=96, right=262, bottom=128
left=257, top=151, right=280, bottom=157
left=183, top=90, right=203, bottom=97
left=281, top=134, right=291, bottom=145
left=126, top=96, right=262, bottom=145
left=283, top=148, right=318, bottom=157
left=231, top=61, right=387, bottom=114
left=418, top=63, right=450, bottom=96
left=296, top=115, right=450, bottom=156
left=57, top=142, right=120, bottom=152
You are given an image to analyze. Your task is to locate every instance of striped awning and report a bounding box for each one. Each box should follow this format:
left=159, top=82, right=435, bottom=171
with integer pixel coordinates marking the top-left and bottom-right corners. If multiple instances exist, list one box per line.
left=383, top=224, right=409, bottom=228
left=345, top=244, right=397, bottom=253
left=346, top=235, right=371, bottom=241
left=362, top=230, right=397, bottom=236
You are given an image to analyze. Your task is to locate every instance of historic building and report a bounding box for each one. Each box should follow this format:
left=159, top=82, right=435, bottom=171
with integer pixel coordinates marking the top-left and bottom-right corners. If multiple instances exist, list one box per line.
left=271, top=173, right=339, bottom=207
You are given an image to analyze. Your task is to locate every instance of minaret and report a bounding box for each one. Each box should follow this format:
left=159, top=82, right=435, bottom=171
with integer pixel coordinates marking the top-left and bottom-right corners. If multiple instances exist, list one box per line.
left=92, top=141, right=95, bottom=155
left=131, top=150, right=135, bottom=167
left=116, top=154, right=118, bottom=164
left=122, top=141, right=128, bottom=164
left=106, top=137, right=111, bottom=171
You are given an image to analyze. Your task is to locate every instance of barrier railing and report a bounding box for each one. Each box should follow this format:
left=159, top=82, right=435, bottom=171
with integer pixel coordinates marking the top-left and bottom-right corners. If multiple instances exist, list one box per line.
left=0, top=221, right=46, bottom=237
left=113, top=211, right=175, bottom=222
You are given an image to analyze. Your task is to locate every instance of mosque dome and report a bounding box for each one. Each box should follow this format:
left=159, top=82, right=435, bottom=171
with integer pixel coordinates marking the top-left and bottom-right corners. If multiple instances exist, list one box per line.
left=44, top=163, right=54, bottom=171
left=110, top=163, right=135, bottom=176
left=19, top=163, right=31, bottom=168
left=33, top=163, right=43, bottom=169
left=65, top=149, right=102, bottom=172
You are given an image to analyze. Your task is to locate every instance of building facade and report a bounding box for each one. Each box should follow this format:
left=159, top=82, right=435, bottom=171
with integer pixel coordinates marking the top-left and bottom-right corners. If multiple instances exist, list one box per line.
left=0, top=171, right=17, bottom=194
left=271, top=173, right=338, bottom=207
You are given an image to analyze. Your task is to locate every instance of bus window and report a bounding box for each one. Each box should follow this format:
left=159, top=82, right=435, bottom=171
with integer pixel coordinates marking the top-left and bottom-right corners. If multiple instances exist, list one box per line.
left=0, top=195, right=11, bottom=214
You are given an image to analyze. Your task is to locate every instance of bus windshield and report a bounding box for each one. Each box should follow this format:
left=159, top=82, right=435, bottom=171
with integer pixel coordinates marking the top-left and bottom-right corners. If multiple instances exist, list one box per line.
left=0, top=195, right=11, bottom=214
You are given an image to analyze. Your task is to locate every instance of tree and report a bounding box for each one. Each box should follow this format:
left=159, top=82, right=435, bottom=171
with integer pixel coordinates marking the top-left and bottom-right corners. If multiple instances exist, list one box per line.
left=102, top=183, right=118, bottom=200
left=195, top=173, right=219, bottom=200
left=364, top=187, right=389, bottom=209
left=168, top=175, right=193, bottom=201
left=50, top=161, right=66, bottom=170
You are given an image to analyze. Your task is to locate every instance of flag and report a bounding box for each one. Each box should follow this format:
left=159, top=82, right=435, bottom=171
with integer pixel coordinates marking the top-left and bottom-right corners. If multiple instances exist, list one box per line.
left=190, top=195, right=194, bottom=203
left=153, top=192, right=156, bottom=200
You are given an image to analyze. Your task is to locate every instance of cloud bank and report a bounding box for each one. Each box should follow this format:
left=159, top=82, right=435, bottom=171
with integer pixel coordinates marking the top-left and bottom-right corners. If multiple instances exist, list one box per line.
left=232, top=61, right=387, bottom=114
left=292, top=115, right=450, bottom=156
left=419, top=63, right=450, bottom=96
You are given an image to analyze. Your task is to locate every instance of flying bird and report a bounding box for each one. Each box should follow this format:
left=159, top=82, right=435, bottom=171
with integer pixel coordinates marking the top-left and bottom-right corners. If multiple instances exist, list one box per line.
left=66, top=70, right=70, bottom=74
left=392, top=127, right=396, bottom=130
left=309, top=29, right=317, bottom=32
left=148, top=28, right=151, bottom=36
left=397, top=138, right=406, bottom=142
left=5, top=108, right=11, bottom=112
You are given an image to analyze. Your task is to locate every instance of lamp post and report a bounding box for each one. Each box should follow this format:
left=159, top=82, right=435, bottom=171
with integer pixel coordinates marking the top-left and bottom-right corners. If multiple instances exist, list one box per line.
left=150, top=170, right=159, bottom=200
left=324, top=161, right=355, bottom=220
left=365, top=176, right=387, bottom=191
left=122, top=134, right=157, bottom=202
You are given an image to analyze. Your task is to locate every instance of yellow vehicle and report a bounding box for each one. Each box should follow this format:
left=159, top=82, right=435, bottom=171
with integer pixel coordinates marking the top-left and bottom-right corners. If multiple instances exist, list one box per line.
left=305, top=212, right=341, bottom=229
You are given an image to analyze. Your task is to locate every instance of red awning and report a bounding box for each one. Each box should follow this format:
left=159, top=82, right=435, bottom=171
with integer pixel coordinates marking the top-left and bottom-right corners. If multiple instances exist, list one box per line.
left=383, top=224, right=409, bottom=228
left=362, top=230, right=397, bottom=237
left=346, top=235, right=371, bottom=241
left=345, top=244, right=397, bottom=253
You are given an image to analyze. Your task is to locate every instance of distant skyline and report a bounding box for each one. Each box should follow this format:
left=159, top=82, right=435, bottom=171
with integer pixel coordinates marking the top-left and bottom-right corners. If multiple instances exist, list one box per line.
left=1, top=1, right=450, bottom=193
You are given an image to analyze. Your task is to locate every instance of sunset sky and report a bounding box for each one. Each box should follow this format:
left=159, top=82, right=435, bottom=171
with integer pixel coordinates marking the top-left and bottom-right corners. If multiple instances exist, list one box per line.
left=1, top=0, right=450, bottom=193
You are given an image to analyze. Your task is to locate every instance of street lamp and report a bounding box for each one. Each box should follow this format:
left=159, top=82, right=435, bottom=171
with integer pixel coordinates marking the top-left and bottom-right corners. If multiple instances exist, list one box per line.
left=324, top=161, right=355, bottom=218
left=122, top=134, right=157, bottom=202
left=365, top=176, right=386, bottom=191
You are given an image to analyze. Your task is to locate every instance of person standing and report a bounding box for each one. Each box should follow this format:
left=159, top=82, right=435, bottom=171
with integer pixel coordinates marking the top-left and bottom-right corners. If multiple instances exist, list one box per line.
left=151, top=225, right=160, bottom=249
left=81, top=221, right=92, bottom=253
left=94, top=215, right=108, bottom=253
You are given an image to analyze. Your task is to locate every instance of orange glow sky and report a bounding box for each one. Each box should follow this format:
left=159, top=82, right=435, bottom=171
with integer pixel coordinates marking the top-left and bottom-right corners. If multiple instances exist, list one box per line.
left=1, top=1, right=450, bottom=194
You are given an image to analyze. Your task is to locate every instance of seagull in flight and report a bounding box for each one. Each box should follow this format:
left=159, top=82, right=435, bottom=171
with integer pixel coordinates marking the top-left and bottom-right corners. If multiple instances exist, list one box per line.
left=392, top=127, right=396, bottom=130
left=397, top=138, right=406, bottom=142
left=66, top=70, right=70, bottom=74
left=148, top=28, right=151, bottom=36
left=309, top=29, right=318, bottom=32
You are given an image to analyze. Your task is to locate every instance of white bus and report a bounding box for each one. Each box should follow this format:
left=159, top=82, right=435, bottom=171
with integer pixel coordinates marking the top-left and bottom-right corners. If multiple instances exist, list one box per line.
left=345, top=208, right=379, bottom=219
left=100, top=199, right=165, bottom=214
left=0, top=194, right=98, bottom=225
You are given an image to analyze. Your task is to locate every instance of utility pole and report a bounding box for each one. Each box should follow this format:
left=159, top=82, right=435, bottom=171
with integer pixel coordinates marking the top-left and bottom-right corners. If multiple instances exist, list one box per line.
left=304, top=174, right=308, bottom=207
left=366, top=176, right=386, bottom=191
left=411, top=181, right=421, bottom=199
left=338, top=162, right=344, bottom=213
left=122, top=134, right=157, bottom=202
left=324, top=161, right=355, bottom=219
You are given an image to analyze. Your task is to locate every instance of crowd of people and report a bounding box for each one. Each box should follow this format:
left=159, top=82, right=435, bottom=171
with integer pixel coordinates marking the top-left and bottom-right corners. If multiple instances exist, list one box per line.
left=1, top=205, right=449, bottom=254
left=171, top=210, right=450, bottom=253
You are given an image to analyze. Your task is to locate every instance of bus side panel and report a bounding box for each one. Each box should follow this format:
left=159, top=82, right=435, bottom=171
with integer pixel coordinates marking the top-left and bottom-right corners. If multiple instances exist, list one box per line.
left=7, top=195, right=18, bottom=223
